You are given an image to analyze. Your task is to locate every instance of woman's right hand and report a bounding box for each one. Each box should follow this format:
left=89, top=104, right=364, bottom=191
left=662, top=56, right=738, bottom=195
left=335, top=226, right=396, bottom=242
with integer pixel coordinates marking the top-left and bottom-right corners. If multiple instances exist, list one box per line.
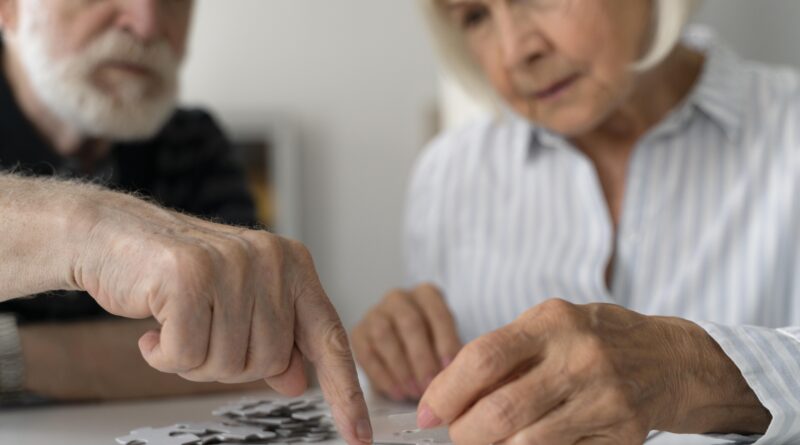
left=352, top=284, right=462, bottom=401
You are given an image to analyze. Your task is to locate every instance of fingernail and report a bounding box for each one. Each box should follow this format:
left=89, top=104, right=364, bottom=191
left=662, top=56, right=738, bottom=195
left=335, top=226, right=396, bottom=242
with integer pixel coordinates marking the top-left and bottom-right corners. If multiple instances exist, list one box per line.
left=417, top=403, right=442, bottom=429
left=357, top=418, right=373, bottom=443
left=441, top=356, right=453, bottom=368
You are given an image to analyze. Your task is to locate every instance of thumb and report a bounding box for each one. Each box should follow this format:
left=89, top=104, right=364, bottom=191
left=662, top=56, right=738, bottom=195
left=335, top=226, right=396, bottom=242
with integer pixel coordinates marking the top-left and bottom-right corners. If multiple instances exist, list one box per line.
left=265, top=346, right=308, bottom=397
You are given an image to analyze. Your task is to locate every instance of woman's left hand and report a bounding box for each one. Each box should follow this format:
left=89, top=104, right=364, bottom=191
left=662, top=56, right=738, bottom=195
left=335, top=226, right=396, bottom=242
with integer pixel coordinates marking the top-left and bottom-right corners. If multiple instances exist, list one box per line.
left=416, top=299, right=761, bottom=445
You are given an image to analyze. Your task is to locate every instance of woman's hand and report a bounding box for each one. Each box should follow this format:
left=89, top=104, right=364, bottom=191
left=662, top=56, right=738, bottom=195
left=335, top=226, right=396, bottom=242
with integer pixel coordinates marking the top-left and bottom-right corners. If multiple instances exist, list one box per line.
left=416, top=299, right=770, bottom=445
left=353, top=284, right=462, bottom=401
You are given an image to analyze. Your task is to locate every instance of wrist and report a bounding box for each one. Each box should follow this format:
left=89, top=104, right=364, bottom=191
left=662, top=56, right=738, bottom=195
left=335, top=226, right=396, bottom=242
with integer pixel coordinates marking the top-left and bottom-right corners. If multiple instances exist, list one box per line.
left=40, top=180, right=116, bottom=294
left=0, top=175, right=104, bottom=299
left=654, top=317, right=770, bottom=435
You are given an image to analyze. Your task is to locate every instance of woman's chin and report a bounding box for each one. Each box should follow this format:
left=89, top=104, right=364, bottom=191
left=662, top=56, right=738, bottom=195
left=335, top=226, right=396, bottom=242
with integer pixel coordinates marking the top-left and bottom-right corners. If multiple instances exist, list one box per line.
left=521, top=109, right=604, bottom=139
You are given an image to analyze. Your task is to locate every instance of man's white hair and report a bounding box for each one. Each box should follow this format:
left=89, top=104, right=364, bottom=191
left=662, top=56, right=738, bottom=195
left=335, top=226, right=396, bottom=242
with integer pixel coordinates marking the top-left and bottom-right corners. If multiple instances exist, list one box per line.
left=419, top=0, right=703, bottom=108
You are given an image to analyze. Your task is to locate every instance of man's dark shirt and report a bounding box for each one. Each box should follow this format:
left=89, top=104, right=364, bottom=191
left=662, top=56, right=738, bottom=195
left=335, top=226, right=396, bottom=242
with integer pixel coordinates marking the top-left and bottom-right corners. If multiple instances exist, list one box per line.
left=0, top=56, right=258, bottom=324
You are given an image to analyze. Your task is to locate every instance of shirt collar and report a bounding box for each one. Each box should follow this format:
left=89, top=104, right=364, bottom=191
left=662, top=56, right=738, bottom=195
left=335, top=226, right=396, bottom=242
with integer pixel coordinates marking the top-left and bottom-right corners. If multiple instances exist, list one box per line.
left=682, top=27, right=749, bottom=136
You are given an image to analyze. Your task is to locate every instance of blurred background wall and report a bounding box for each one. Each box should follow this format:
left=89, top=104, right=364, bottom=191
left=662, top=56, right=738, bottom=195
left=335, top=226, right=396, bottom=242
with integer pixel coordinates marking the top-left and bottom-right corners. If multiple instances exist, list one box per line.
left=180, top=0, right=799, bottom=329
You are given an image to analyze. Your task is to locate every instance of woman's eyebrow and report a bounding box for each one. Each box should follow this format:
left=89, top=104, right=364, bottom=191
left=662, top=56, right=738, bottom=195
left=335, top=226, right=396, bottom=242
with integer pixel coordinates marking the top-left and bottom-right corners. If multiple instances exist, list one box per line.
left=445, top=0, right=481, bottom=8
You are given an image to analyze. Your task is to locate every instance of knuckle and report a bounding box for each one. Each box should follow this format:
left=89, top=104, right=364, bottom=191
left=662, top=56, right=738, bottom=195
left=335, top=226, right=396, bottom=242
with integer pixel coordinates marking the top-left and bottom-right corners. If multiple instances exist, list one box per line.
left=538, top=298, right=575, bottom=318
left=465, top=334, right=508, bottom=380
left=518, top=298, right=580, bottom=332
left=369, top=315, right=395, bottom=342
left=482, top=392, right=521, bottom=437
left=320, top=322, right=353, bottom=361
left=383, top=289, right=409, bottom=306
left=261, top=343, right=295, bottom=378
left=160, top=244, right=212, bottom=278
left=249, top=232, right=284, bottom=264
left=406, top=345, right=434, bottom=364
left=168, top=350, right=207, bottom=374
left=177, top=371, right=214, bottom=383
left=217, top=364, right=247, bottom=382
left=285, top=238, right=313, bottom=264
left=215, top=234, right=252, bottom=263
left=415, top=282, right=442, bottom=297
left=395, top=311, right=425, bottom=332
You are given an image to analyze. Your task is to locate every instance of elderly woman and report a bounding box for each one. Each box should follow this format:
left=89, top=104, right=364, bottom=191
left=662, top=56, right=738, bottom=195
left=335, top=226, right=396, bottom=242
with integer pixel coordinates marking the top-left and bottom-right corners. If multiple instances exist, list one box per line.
left=353, top=0, right=800, bottom=444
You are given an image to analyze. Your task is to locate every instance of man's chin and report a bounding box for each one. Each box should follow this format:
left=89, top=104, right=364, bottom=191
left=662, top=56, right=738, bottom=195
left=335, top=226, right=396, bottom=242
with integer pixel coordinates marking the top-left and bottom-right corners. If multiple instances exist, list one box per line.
left=64, top=95, right=177, bottom=142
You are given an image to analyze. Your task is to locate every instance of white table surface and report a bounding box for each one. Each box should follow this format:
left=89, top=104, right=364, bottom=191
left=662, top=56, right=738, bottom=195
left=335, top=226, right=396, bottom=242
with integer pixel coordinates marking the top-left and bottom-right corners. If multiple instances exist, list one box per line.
left=0, top=388, right=729, bottom=445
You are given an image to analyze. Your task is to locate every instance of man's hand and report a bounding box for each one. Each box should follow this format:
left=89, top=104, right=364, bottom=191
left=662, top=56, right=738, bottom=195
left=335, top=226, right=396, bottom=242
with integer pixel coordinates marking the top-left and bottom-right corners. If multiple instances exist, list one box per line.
left=353, top=284, right=462, bottom=401
left=416, top=299, right=771, bottom=445
left=0, top=176, right=371, bottom=445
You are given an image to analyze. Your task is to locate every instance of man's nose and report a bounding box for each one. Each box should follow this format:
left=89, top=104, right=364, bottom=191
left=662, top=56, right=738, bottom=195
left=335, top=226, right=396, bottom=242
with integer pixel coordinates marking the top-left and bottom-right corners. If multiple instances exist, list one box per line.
left=115, top=0, right=163, bottom=43
left=495, top=6, right=545, bottom=69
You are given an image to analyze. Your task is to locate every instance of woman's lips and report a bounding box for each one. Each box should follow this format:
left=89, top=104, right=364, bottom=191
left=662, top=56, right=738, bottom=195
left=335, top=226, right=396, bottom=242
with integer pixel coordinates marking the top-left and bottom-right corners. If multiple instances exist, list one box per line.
left=532, top=73, right=581, bottom=100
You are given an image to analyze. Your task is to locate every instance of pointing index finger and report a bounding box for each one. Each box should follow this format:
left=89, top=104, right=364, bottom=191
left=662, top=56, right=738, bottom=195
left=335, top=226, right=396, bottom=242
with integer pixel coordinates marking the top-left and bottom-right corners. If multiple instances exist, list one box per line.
left=295, top=287, right=372, bottom=445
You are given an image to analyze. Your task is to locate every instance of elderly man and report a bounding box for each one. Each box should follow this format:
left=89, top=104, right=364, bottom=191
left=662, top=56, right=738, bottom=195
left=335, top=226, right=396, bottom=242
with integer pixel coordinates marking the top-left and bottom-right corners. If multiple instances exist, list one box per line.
left=0, top=1, right=371, bottom=444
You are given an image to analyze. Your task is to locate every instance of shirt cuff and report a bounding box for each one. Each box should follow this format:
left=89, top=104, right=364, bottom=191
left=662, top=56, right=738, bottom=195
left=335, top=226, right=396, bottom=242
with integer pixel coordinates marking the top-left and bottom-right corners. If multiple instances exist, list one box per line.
left=699, top=322, right=800, bottom=444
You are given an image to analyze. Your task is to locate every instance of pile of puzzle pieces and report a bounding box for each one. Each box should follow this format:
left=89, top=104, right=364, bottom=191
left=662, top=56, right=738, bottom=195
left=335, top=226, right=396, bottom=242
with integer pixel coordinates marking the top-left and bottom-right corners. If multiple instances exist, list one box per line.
left=116, top=397, right=336, bottom=445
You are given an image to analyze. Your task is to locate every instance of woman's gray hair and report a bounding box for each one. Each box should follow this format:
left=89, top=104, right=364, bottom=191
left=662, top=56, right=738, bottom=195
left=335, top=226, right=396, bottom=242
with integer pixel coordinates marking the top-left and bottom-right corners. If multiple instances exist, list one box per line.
left=419, top=0, right=703, bottom=108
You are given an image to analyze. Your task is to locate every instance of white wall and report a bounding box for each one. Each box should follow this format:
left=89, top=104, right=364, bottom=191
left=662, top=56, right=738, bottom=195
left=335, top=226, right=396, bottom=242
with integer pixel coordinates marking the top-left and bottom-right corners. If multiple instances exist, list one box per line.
left=696, top=0, right=800, bottom=68
left=180, top=0, right=438, bottom=328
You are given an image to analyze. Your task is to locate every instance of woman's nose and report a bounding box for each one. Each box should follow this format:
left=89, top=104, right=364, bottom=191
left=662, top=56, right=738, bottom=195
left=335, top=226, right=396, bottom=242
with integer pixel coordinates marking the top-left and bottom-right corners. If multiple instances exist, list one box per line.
left=495, top=5, right=545, bottom=69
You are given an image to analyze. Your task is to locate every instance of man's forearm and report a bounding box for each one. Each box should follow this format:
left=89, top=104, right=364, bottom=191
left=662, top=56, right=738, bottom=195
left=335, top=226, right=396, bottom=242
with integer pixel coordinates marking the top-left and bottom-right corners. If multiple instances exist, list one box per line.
left=19, top=318, right=267, bottom=400
left=0, top=174, right=91, bottom=302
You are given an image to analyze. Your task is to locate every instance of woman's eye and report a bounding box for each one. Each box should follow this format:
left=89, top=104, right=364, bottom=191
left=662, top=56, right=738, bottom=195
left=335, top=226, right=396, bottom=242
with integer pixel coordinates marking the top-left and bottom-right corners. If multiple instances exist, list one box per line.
left=461, top=7, right=489, bottom=29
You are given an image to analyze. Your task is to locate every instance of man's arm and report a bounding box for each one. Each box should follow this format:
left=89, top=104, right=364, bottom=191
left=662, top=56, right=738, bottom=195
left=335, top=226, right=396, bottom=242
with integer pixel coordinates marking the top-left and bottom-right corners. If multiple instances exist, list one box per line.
left=19, top=319, right=266, bottom=401
left=0, top=173, right=372, bottom=445
left=0, top=174, right=87, bottom=302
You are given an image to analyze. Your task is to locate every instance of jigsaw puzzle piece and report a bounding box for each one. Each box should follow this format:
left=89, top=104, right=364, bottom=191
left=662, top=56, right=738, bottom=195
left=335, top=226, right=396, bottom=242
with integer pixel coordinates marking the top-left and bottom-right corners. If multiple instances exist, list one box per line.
left=116, top=426, right=201, bottom=445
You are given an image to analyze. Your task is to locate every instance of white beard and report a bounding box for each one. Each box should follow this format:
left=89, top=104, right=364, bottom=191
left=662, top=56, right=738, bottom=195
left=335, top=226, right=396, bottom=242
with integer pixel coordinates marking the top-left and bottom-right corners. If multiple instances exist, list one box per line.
left=10, top=5, right=181, bottom=141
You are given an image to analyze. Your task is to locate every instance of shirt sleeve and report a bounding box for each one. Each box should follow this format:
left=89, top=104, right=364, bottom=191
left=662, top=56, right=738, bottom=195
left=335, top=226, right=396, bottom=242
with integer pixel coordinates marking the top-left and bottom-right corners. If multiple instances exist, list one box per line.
left=698, top=322, right=800, bottom=444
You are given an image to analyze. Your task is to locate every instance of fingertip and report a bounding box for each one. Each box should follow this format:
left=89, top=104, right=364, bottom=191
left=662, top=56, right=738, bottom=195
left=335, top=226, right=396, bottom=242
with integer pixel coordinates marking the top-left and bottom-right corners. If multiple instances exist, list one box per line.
left=320, top=379, right=371, bottom=445
left=417, top=402, right=442, bottom=429
left=356, top=418, right=373, bottom=444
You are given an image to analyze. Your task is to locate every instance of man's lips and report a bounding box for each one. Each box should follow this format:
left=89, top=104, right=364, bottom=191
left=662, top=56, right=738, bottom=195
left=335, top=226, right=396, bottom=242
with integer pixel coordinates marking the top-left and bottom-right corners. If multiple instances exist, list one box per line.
left=530, top=73, right=582, bottom=100
left=100, top=61, right=155, bottom=78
